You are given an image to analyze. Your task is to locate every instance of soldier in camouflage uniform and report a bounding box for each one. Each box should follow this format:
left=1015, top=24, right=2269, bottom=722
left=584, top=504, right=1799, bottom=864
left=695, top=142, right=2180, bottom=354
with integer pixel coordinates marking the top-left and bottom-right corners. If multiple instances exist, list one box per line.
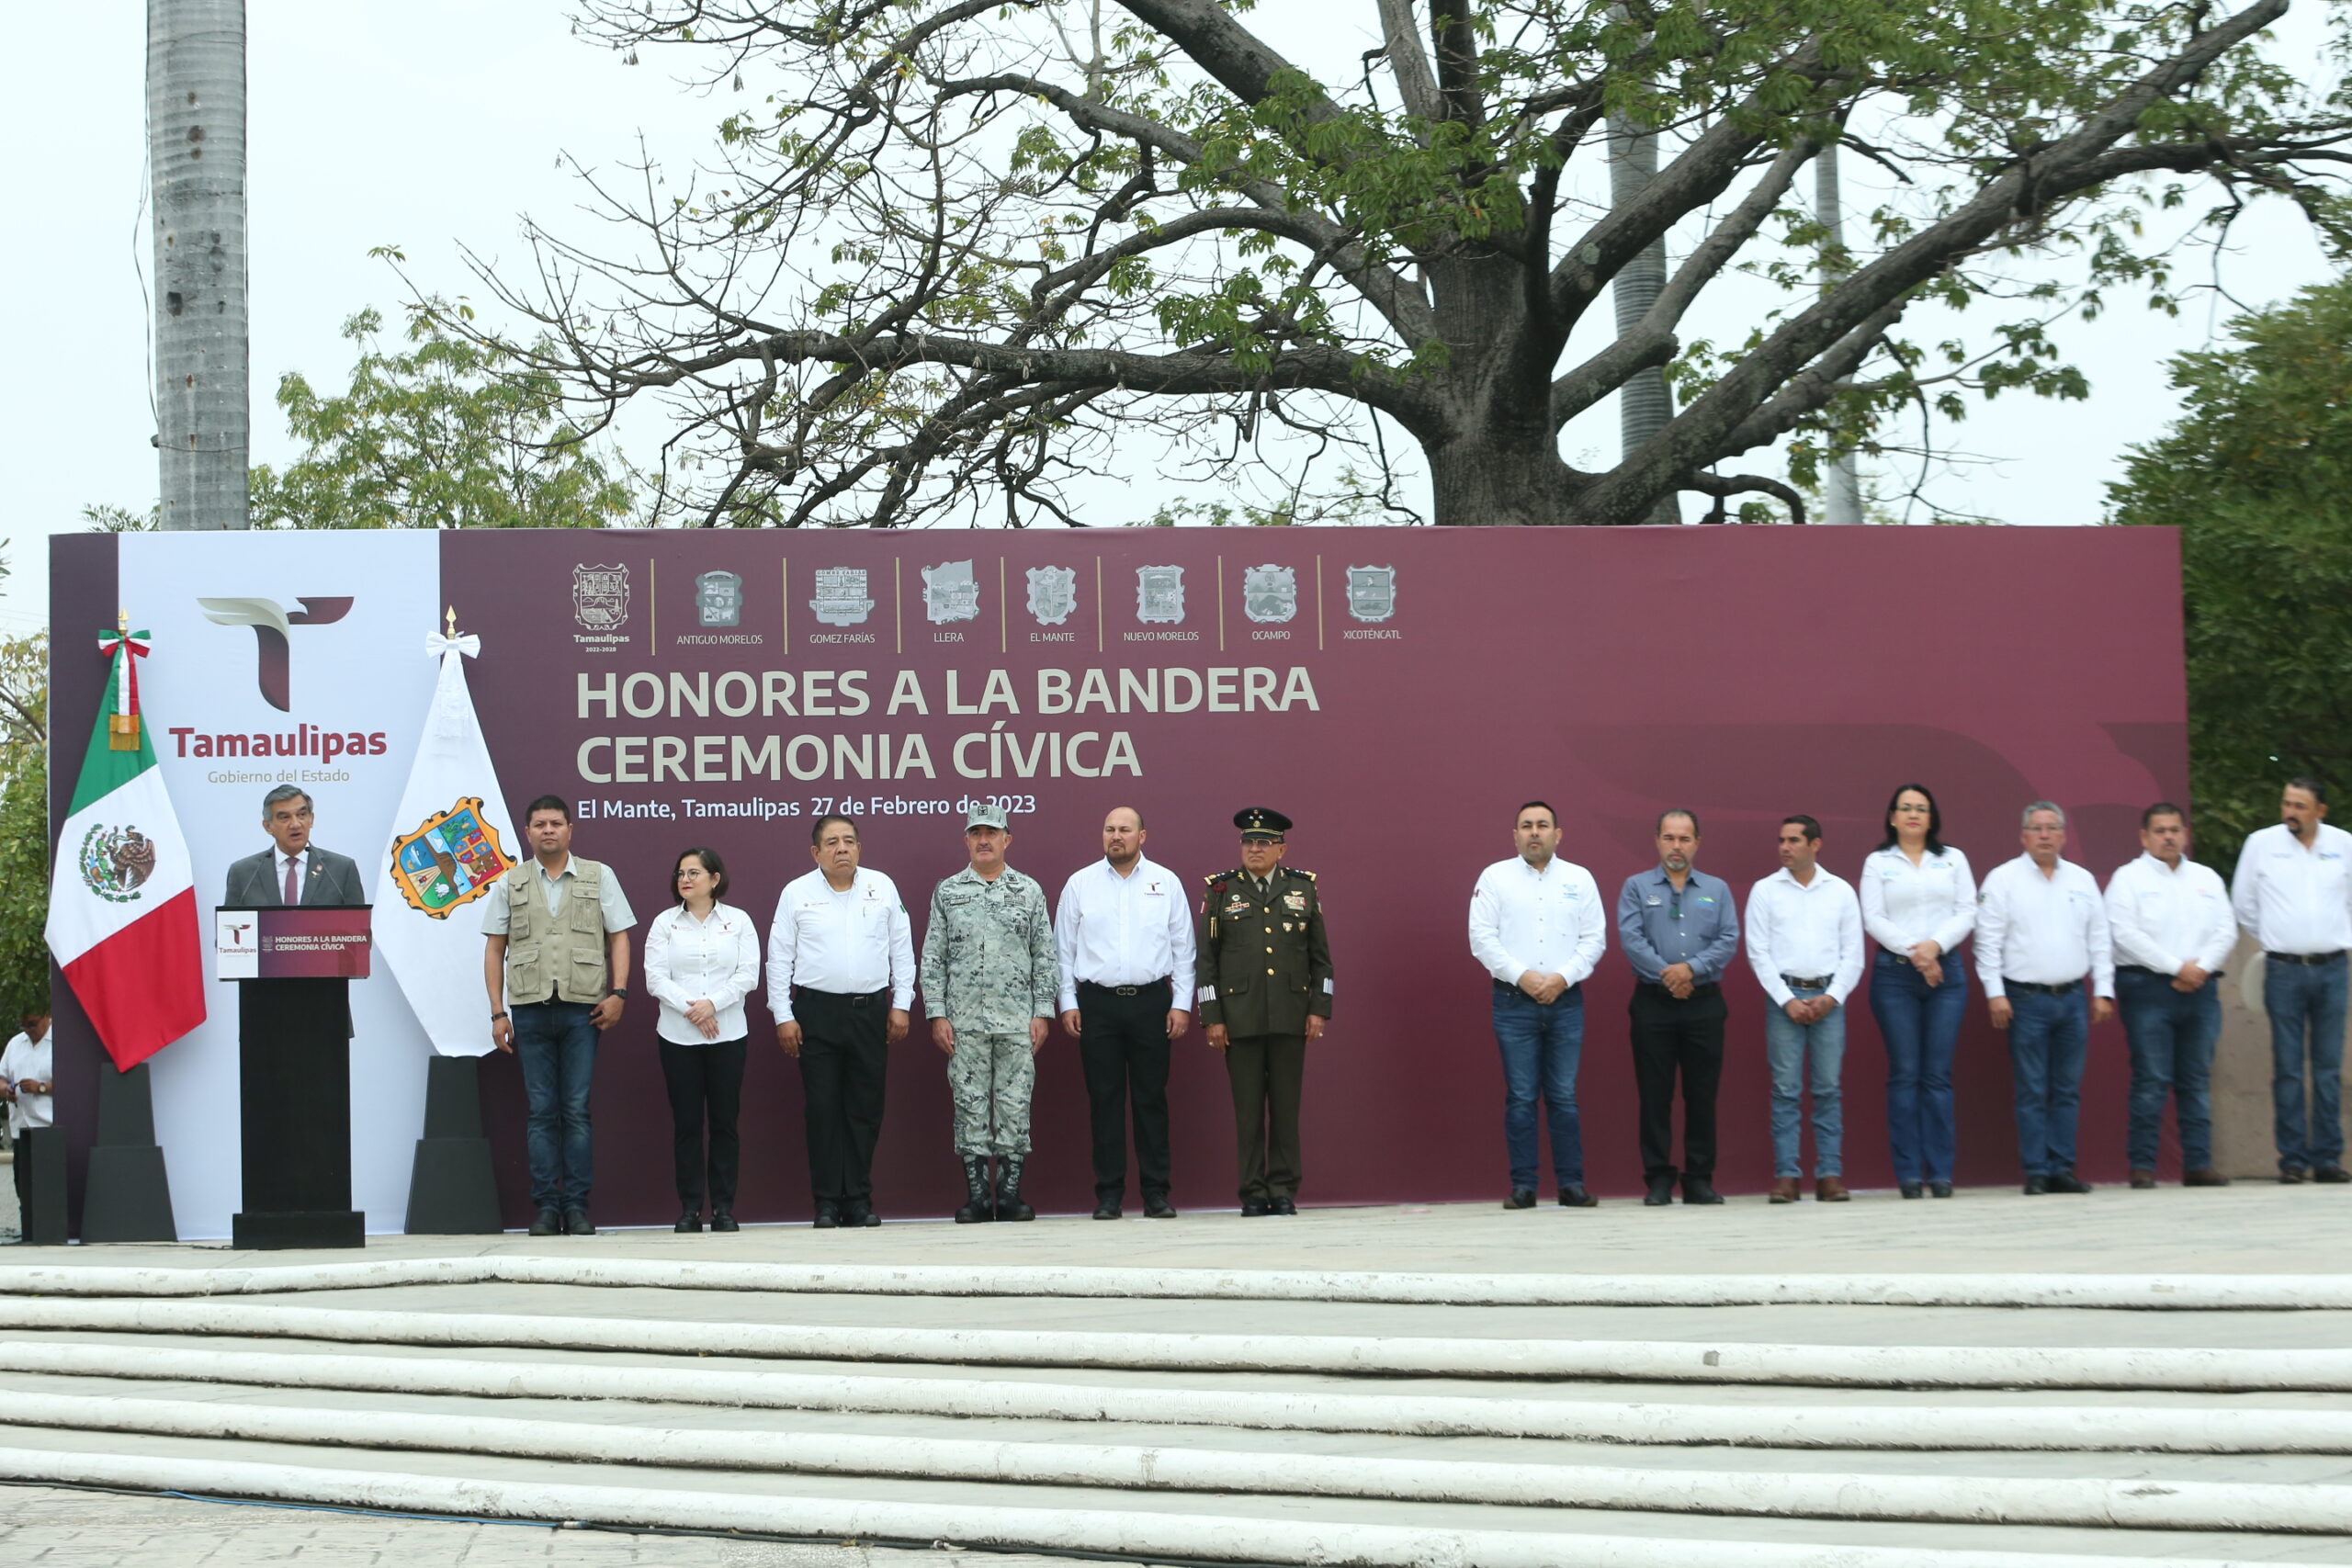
left=1197, top=807, right=1334, bottom=1216
left=922, top=803, right=1062, bottom=1222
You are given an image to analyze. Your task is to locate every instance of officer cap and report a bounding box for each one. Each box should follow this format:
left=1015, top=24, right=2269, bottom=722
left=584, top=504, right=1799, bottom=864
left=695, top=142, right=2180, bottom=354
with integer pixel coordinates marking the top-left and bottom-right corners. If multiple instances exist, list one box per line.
left=1235, top=807, right=1291, bottom=841
left=966, top=804, right=1011, bottom=831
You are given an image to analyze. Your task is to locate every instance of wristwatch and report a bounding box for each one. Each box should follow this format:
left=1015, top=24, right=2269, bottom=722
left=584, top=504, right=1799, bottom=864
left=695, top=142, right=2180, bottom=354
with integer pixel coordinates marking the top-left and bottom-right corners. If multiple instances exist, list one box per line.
left=491, top=1010, right=508, bottom=1022
left=606, top=987, right=629, bottom=999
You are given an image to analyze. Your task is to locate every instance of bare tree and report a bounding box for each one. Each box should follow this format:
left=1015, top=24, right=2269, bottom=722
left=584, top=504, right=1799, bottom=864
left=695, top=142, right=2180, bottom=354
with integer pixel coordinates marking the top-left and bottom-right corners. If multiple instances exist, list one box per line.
left=465, top=0, right=2352, bottom=527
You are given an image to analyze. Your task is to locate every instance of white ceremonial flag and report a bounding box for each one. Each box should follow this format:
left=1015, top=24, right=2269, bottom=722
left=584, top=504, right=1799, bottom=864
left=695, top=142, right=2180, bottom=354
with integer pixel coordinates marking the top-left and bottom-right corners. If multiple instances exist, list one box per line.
left=372, top=631, right=518, bottom=1056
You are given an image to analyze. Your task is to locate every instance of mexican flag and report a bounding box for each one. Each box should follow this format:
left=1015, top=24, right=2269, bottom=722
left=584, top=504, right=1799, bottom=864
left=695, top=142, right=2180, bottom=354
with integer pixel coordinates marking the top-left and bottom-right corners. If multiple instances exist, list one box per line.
left=45, top=628, right=207, bottom=1069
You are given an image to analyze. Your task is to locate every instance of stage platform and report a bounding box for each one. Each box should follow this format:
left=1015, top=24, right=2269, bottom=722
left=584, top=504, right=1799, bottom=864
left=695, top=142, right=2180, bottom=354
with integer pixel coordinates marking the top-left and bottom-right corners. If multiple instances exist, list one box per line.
left=4, top=1185, right=2352, bottom=1566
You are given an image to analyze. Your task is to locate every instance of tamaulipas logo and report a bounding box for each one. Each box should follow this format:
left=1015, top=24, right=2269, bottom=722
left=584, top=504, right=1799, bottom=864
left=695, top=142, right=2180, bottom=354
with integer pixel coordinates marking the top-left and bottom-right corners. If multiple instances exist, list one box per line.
left=390, top=796, right=517, bottom=919
left=197, top=596, right=356, bottom=711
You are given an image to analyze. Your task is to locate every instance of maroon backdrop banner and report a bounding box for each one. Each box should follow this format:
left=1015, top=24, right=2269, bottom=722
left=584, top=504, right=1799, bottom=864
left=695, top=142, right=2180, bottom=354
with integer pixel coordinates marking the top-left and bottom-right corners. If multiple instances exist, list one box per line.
left=426, top=525, right=2187, bottom=1224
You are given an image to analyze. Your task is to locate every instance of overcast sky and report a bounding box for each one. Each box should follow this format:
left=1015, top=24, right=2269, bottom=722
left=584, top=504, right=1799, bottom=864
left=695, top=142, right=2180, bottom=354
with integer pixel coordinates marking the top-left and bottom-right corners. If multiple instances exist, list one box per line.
left=2, top=2, right=2335, bottom=638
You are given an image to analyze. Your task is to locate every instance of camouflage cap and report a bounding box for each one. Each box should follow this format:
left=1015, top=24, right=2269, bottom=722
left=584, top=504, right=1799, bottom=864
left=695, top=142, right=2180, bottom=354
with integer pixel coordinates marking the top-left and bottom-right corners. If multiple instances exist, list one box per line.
left=966, top=803, right=1012, bottom=831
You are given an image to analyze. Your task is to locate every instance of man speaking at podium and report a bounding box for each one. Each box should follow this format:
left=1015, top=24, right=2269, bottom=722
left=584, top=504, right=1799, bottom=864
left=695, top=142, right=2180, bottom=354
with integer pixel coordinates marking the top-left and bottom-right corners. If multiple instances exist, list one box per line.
left=222, top=786, right=368, bottom=908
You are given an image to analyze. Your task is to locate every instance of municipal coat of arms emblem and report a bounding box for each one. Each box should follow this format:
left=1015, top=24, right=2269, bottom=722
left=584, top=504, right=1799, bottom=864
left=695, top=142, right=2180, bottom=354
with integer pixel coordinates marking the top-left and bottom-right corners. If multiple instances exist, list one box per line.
left=922, top=560, right=981, bottom=624
left=1345, top=564, right=1397, bottom=623
left=695, top=570, right=742, bottom=627
left=572, top=564, right=631, bottom=631
left=78, top=825, right=156, bottom=905
left=809, top=568, right=875, bottom=626
left=1025, top=566, right=1078, bottom=626
left=390, top=797, right=517, bottom=919
left=1241, top=564, right=1297, bottom=624
left=1136, top=565, right=1185, bottom=625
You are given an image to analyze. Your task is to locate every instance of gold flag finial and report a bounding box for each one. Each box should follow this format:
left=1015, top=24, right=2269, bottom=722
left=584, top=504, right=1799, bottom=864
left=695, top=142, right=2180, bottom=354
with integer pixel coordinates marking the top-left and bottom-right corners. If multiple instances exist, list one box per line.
left=117, top=609, right=128, bottom=635
left=445, top=605, right=458, bottom=637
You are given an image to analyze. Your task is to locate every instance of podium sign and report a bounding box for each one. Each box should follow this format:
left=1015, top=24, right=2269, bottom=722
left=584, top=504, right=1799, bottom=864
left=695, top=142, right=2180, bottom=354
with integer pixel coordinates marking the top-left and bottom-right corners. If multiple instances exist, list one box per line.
left=215, top=907, right=372, bottom=980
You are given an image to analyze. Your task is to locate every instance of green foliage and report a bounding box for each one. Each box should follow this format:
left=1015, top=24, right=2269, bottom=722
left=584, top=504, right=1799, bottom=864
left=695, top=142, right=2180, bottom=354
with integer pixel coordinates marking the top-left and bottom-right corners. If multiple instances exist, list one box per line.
left=0, top=634, right=49, bottom=1016
left=2109, top=276, right=2352, bottom=869
left=250, top=306, right=637, bottom=531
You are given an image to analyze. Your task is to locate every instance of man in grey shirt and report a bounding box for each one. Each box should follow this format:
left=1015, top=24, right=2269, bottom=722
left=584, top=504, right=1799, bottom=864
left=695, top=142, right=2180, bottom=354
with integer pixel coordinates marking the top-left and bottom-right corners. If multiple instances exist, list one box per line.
left=1617, top=809, right=1741, bottom=1206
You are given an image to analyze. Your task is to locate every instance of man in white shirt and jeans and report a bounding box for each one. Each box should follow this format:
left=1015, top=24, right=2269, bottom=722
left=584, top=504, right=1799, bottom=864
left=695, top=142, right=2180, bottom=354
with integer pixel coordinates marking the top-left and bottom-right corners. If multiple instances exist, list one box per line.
left=1744, top=817, right=1864, bottom=1203
left=1055, top=807, right=1194, bottom=1220
left=1468, top=800, right=1607, bottom=1209
left=768, top=814, right=917, bottom=1228
left=1977, top=801, right=2115, bottom=1194
left=2106, top=802, right=2234, bottom=1189
left=2232, top=776, right=2352, bottom=1184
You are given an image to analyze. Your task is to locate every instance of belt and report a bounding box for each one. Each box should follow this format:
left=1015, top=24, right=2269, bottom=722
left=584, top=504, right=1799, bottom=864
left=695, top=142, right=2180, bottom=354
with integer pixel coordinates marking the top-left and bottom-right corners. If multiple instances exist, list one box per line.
left=2267, top=951, right=2346, bottom=965
left=1781, top=975, right=1832, bottom=990
left=1078, top=977, right=1171, bottom=997
left=2120, top=964, right=2227, bottom=981
left=2003, top=978, right=2085, bottom=996
left=1638, top=980, right=1720, bottom=998
left=1494, top=979, right=1583, bottom=998
left=791, top=986, right=890, bottom=1006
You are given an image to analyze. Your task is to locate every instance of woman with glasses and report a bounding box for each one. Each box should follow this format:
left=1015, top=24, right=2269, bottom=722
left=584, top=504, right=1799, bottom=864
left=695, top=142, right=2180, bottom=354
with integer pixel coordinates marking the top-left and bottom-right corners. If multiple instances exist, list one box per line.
left=642, top=847, right=762, bottom=1231
left=1860, top=784, right=1976, bottom=1198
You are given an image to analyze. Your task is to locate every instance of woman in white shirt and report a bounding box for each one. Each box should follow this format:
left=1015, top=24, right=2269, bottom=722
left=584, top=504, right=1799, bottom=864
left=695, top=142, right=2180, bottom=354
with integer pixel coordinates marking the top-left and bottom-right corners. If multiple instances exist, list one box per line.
left=643, top=848, right=762, bottom=1233
left=1860, top=784, right=1977, bottom=1200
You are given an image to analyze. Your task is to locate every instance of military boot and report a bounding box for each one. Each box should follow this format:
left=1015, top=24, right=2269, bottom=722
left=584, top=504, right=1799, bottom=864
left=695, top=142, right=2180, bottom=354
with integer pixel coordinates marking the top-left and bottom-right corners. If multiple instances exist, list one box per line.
left=955, top=1156, right=993, bottom=1224
left=995, top=1156, right=1035, bottom=1222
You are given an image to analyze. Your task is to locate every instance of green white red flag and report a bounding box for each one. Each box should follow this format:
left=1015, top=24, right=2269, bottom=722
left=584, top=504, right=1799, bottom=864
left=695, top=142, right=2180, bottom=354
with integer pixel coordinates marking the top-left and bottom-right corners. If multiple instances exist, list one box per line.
left=45, top=626, right=207, bottom=1068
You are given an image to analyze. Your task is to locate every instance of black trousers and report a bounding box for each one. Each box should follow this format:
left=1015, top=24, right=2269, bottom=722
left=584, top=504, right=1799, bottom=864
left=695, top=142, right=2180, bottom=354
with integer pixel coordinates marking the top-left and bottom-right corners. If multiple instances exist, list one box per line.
left=659, top=1036, right=746, bottom=1209
left=795, top=987, right=890, bottom=1205
left=1078, top=979, right=1173, bottom=1201
left=1227, top=1033, right=1306, bottom=1201
left=1629, top=982, right=1727, bottom=1179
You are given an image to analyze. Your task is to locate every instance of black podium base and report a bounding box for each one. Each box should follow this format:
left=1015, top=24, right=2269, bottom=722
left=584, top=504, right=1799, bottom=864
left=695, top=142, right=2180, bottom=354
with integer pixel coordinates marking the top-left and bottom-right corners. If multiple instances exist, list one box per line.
left=82, top=1065, right=177, bottom=1244
left=17, top=1127, right=68, bottom=1246
left=232, top=1208, right=365, bottom=1250
left=239, top=976, right=363, bottom=1250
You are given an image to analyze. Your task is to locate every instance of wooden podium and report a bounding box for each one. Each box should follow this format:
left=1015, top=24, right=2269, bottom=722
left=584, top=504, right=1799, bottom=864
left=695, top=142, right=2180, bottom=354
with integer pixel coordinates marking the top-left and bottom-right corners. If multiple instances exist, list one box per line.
left=216, top=907, right=370, bottom=1250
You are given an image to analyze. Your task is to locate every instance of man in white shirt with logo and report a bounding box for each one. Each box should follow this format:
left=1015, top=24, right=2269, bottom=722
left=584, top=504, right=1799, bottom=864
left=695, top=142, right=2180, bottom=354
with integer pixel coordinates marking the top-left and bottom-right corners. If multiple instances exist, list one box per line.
left=0, top=1009, right=52, bottom=1241
left=1055, top=807, right=1194, bottom=1220
left=768, top=814, right=916, bottom=1228
left=1977, top=801, right=2115, bottom=1194
left=1467, top=799, right=1606, bottom=1209
left=2231, top=776, right=2352, bottom=1184
left=2106, top=802, right=2235, bottom=1190
left=1744, top=816, right=1864, bottom=1203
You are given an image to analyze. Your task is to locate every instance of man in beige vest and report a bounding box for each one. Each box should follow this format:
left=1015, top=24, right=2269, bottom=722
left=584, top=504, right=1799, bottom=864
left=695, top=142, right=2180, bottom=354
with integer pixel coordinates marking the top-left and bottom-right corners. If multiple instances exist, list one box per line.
left=483, top=795, right=637, bottom=1236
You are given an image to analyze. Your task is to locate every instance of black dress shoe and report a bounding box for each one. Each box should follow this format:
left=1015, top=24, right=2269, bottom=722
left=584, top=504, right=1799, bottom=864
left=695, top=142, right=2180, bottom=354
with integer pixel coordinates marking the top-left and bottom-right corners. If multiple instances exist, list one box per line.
left=1899, top=1182, right=1924, bottom=1200
left=1928, top=1180, right=1953, bottom=1199
left=710, top=1211, right=739, bottom=1233
left=842, top=1201, right=880, bottom=1227
left=1503, top=1188, right=1537, bottom=1210
left=2315, top=1165, right=2352, bottom=1184
left=1239, top=1197, right=1270, bottom=1217
left=1270, top=1195, right=1296, bottom=1215
left=2280, top=1166, right=2309, bottom=1183
left=674, top=1210, right=703, bottom=1234
left=2022, top=1174, right=2051, bottom=1195
left=1643, top=1176, right=1676, bottom=1206
left=1558, top=1186, right=1598, bottom=1208
left=528, top=1208, right=562, bottom=1237
left=1092, top=1201, right=1123, bottom=1220
left=813, top=1201, right=841, bottom=1229
left=1144, top=1195, right=1178, bottom=1219
left=1681, top=1176, right=1724, bottom=1205
left=564, top=1208, right=595, bottom=1236
left=2045, top=1170, right=2092, bottom=1194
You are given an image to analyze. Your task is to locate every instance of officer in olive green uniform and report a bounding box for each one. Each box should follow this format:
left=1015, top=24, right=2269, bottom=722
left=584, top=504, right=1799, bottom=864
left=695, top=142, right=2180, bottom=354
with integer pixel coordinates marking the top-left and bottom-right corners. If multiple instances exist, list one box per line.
left=1196, top=807, right=1333, bottom=1215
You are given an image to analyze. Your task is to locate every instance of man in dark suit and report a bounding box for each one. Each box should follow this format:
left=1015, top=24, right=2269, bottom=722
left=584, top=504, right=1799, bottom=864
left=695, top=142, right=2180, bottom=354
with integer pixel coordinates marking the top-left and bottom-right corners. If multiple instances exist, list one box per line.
left=222, top=786, right=368, bottom=908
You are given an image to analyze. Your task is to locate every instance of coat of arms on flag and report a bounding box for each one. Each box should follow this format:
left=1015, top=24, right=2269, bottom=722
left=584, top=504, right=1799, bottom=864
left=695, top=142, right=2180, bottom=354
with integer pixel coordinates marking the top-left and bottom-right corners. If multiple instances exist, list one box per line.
left=390, top=796, right=516, bottom=918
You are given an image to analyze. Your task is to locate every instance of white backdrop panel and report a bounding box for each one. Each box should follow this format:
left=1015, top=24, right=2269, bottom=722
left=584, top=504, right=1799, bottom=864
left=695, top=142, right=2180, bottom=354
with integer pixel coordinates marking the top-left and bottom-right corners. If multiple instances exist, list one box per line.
left=121, top=533, right=438, bottom=1238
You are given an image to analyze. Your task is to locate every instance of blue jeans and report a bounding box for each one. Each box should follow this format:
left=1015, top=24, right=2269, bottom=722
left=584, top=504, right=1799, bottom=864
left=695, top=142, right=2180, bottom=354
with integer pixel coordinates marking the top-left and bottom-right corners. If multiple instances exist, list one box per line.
left=2265, top=953, right=2347, bottom=1171
left=514, top=1000, right=598, bottom=1211
left=2118, top=966, right=2220, bottom=1170
left=2006, top=987, right=2088, bottom=1177
left=1492, top=984, right=1584, bottom=1190
left=1868, top=952, right=1966, bottom=1183
left=1764, top=986, right=1846, bottom=1179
